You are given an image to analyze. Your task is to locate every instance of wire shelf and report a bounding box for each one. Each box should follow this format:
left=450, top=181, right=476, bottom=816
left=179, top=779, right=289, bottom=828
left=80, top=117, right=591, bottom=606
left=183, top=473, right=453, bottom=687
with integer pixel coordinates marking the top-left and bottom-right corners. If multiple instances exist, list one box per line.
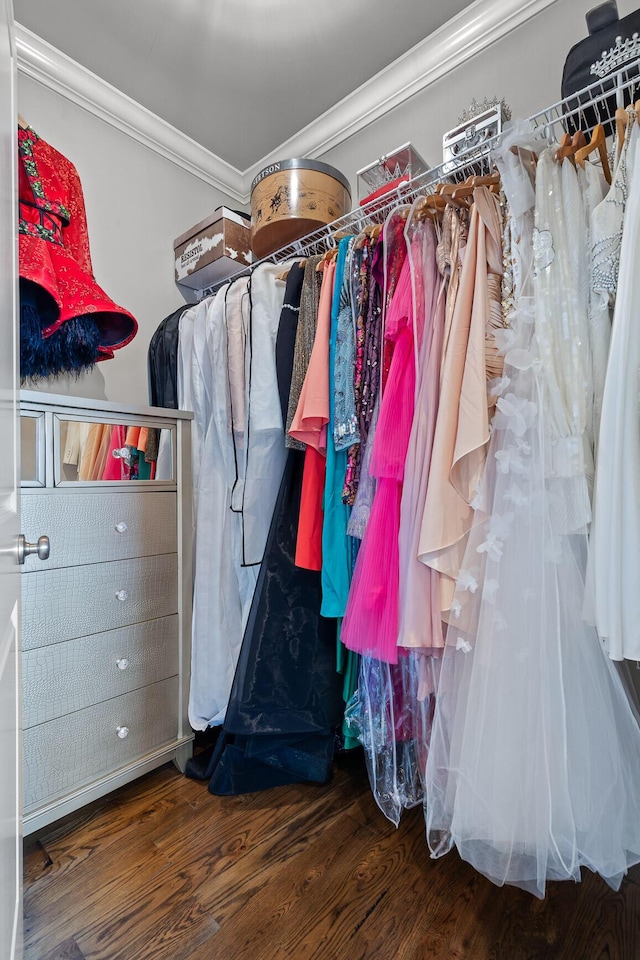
left=197, top=57, right=640, bottom=300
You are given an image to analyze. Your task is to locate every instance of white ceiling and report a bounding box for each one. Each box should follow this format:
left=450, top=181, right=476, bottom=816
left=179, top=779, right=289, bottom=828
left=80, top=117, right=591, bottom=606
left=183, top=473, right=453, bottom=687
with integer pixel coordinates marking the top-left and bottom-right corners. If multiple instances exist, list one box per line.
left=14, top=0, right=474, bottom=173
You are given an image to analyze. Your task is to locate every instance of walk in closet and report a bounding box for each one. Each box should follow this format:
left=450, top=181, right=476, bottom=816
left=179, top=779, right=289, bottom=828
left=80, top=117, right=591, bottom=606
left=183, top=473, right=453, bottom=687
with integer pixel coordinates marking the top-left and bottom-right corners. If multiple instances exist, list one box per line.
left=4, top=1, right=640, bottom=959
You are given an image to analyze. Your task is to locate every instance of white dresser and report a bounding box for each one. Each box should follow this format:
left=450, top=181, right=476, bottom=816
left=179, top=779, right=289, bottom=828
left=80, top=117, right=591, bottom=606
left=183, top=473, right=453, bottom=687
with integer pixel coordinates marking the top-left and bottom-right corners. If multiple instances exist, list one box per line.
left=20, top=390, right=193, bottom=834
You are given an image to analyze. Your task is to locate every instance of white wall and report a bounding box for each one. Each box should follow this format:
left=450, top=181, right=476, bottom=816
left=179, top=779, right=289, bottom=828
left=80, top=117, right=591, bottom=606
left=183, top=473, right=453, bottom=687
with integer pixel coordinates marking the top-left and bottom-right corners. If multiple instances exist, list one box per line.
left=18, top=74, right=239, bottom=406
left=318, top=0, right=638, bottom=192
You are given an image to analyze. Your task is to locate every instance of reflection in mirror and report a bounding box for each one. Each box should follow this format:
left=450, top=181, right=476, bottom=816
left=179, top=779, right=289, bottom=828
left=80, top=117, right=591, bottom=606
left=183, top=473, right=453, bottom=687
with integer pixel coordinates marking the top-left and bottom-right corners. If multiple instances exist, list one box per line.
left=21, top=415, right=40, bottom=483
left=57, top=419, right=174, bottom=482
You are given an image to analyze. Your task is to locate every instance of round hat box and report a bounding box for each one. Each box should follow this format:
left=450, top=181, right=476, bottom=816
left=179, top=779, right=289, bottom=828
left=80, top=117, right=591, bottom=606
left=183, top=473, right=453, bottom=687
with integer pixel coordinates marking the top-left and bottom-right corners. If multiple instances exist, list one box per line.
left=250, top=159, right=351, bottom=259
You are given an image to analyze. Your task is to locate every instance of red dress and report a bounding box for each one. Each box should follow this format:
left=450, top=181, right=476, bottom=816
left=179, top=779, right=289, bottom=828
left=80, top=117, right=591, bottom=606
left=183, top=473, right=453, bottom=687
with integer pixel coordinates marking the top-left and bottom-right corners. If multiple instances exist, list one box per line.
left=18, top=126, right=137, bottom=360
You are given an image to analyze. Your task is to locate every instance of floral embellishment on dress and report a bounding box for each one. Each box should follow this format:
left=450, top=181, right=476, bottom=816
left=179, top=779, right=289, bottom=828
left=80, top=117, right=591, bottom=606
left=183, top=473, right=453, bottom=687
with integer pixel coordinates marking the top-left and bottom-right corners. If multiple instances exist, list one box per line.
left=494, top=327, right=518, bottom=354
left=503, top=482, right=529, bottom=507
left=495, top=446, right=527, bottom=475
left=456, top=637, right=473, bottom=654
left=470, top=480, right=484, bottom=511
left=477, top=513, right=513, bottom=561
left=458, top=569, right=479, bottom=593
left=488, top=374, right=511, bottom=398
left=533, top=227, right=555, bottom=276
left=450, top=598, right=462, bottom=619
left=504, top=347, right=542, bottom=374
left=483, top=579, right=499, bottom=603
left=18, top=132, right=72, bottom=224
left=477, top=531, right=505, bottom=562
left=496, top=393, right=537, bottom=436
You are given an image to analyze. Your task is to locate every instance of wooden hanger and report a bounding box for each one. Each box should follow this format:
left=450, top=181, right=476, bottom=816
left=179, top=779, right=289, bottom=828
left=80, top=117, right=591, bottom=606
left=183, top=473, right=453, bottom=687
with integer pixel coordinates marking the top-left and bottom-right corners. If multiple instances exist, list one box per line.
left=276, top=257, right=307, bottom=282
left=436, top=183, right=469, bottom=209
left=635, top=99, right=640, bottom=127
left=415, top=193, right=446, bottom=221
left=17, top=112, right=29, bottom=129
left=555, top=130, right=586, bottom=166
left=468, top=173, right=501, bottom=188
left=450, top=183, right=475, bottom=204
left=316, top=246, right=339, bottom=271
left=615, top=107, right=628, bottom=151
left=407, top=196, right=429, bottom=219
left=575, top=123, right=612, bottom=183
left=353, top=223, right=377, bottom=250
left=509, top=145, right=539, bottom=166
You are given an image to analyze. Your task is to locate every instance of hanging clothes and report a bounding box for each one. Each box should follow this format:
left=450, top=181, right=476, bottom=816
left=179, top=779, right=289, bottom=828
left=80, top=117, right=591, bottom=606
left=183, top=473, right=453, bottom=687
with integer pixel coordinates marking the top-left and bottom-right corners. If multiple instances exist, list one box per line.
left=397, top=212, right=446, bottom=653
left=341, top=232, right=423, bottom=664
left=206, top=262, right=343, bottom=794
left=240, top=264, right=291, bottom=565
left=148, top=303, right=193, bottom=409
left=320, top=238, right=353, bottom=620
left=585, top=110, right=640, bottom=659
left=418, top=185, right=503, bottom=614
left=425, top=130, right=640, bottom=899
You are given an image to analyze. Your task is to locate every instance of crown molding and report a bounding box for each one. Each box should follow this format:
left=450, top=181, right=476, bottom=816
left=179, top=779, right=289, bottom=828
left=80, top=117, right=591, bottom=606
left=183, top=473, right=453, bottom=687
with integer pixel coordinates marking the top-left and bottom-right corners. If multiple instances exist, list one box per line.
left=244, top=0, right=560, bottom=184
left=14, top=23, right=246, bottom=203
left=15, top=0, right=559, bottom=204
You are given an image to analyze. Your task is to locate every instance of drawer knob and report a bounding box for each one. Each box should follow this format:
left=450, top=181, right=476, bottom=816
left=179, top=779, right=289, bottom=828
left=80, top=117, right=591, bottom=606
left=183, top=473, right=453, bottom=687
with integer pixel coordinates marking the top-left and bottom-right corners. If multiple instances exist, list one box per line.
left=17, top=534, right=50, bottom=565
left=116, top=725, right=129, bottom=739
left=115, top=522, right=128, bottom=533
left=115, top=590, right=129, bottom=602
left=116, top=658, right=129, bottom=671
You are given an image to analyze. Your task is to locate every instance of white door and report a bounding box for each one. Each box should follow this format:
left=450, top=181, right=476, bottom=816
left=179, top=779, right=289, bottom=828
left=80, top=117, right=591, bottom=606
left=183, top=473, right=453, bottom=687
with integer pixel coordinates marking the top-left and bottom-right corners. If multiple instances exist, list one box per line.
left=0, top=0, right=21, bottom=958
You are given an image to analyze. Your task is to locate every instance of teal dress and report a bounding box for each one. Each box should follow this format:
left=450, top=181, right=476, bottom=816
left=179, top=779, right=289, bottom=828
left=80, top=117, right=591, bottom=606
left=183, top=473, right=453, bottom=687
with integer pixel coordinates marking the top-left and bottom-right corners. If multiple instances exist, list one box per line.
left=320, top=237, right=359, bottom=748
left=321, top=237, right=352, bottom=618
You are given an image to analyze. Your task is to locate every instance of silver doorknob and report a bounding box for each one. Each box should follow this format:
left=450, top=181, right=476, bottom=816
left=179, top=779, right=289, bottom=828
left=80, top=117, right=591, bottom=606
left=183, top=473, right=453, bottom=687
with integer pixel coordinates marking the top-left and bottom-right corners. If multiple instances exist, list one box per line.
left=18, top=534, right=50, bottom=565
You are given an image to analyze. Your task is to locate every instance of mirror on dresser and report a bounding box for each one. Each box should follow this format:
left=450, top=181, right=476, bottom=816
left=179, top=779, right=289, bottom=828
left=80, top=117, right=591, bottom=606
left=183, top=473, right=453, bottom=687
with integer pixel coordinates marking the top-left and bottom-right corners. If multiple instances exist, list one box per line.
left=55, top=417, right=175, bottom=483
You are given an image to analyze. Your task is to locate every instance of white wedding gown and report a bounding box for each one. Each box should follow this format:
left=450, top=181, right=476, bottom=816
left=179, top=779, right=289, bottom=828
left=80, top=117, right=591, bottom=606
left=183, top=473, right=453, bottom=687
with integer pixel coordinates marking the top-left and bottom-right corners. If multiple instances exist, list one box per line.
left=587, top=118, right=640, bottom=661
left=425, top=129, right=640, bottom=898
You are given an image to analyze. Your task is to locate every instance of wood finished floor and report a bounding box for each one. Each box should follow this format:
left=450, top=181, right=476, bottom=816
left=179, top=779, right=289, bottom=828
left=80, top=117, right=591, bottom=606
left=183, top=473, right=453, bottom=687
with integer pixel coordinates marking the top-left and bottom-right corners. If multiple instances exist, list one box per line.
left=23, top=753, right=640, bottom=960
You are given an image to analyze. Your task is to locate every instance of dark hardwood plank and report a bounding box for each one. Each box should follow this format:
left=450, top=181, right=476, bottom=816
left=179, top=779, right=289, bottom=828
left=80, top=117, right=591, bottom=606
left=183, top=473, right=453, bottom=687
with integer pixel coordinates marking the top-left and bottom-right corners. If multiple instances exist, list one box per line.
left=73, top=874, right=220, bottom=960
left=24, top=766, right=194, bottom=894
left=23, top=836, right=169, bottom=958
left=23, top=758, right=640, bottom=960
left=34, top=938, right=86, bottom=960
left=186, top=813, right=377, bottom=960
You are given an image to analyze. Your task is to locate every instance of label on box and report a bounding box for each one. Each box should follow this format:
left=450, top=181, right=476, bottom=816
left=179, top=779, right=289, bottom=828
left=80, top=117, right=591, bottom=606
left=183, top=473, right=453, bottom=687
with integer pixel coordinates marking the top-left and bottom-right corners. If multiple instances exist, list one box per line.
left=175, top=232, right=224, bottom=281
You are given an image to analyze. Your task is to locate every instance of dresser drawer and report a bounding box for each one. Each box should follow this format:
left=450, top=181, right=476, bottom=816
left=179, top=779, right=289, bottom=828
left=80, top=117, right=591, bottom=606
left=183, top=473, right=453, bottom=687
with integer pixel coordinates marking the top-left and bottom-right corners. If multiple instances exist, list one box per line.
left=22, top=554, right=178, bottom=650
left=21, top=491, right=177, bottom=569
left=23, top=676, right=179, bottom=811
left=23, top=615, right=179, bottom=727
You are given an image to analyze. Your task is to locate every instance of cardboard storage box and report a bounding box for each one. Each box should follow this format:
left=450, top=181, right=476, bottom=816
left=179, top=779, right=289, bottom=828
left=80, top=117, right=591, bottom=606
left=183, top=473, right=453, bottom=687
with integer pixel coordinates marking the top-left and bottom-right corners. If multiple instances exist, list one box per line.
left=174, top=207, right=252, bottom=291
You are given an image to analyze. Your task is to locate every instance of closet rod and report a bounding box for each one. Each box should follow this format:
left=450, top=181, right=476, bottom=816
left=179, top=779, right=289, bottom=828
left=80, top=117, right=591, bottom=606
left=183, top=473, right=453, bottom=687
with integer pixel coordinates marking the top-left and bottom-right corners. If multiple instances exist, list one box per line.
left=199, top=57, right=640, bottom=301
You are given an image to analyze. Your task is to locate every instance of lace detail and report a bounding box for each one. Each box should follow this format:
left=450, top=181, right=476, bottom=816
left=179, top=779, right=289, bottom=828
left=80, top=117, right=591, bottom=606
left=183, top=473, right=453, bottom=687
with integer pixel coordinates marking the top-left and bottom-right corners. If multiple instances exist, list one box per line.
left=532, top=227, right=554, bottom=275
left=591, top=106, right=636, bottom=305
